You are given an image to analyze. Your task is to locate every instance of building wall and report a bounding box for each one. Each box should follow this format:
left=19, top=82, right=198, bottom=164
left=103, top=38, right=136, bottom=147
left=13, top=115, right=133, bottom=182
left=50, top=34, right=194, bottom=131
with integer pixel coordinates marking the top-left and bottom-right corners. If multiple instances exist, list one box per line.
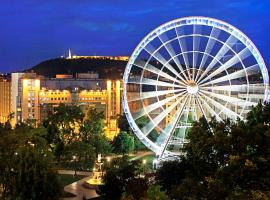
left=21, top=79, right=40, bottom=123
left=0, top=78, right=11, bottom=123
left=11, top=73, right=25, bottom=125
left=9, top=73, right=122, bottom=138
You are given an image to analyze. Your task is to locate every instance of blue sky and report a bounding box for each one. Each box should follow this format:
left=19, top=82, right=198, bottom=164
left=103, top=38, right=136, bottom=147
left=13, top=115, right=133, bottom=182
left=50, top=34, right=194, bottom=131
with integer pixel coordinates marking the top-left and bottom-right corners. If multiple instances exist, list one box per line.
left=0, top=0, right=269, bottom=72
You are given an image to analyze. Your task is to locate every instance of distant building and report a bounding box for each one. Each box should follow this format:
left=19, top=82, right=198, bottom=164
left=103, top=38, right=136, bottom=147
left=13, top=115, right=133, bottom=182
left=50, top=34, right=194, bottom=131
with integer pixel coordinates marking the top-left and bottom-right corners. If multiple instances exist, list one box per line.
left=66, top=49, right=129, bottom=61
left=5, top=72, right=122, bottom=139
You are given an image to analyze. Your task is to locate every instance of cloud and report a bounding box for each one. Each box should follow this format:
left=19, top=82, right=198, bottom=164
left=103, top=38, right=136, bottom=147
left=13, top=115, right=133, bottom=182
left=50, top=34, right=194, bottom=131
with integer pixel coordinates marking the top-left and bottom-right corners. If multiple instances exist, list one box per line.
left=111, top=23, right=134, bottom=32
left=74, top=21, right=100, bottom=31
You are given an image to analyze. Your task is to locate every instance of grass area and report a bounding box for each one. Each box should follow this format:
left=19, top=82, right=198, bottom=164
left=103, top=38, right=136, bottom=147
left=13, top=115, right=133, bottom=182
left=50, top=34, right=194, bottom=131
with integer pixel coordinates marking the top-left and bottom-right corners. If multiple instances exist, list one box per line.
left=56, top=161, right=93, bottom=171
left=59, top=174, right=87, bottom=187
left=137, top=154, right=156, bottom=170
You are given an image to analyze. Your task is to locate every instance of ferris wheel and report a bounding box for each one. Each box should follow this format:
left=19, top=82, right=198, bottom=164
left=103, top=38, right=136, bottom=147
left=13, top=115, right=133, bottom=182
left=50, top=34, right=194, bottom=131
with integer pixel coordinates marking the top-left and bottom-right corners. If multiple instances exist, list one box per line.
left=123, top=16, right=269, bottom=159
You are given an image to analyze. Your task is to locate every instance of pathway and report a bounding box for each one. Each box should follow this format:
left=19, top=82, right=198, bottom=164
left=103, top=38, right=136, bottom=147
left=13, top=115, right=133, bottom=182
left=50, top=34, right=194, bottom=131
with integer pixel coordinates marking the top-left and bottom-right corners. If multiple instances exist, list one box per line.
left=130, top=151, right=154, bottom=161
left=58, top=170, right=91, bottom=176
left=63, top=175, right=99, bottom=200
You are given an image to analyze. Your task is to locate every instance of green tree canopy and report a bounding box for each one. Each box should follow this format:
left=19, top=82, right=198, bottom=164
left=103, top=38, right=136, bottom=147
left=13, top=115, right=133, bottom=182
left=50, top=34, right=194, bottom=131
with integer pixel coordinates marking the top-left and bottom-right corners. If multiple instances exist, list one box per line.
left=98, top=156, right=140, bottom=200
left=80, top=108, right=112, bottom=156
left=0, top=127, right=61, bottom=199
left=43, top=103, right=84, bottom=144
left=113, top=131, right=135, bottom=154
left=156, top=102, right=270, bottom=199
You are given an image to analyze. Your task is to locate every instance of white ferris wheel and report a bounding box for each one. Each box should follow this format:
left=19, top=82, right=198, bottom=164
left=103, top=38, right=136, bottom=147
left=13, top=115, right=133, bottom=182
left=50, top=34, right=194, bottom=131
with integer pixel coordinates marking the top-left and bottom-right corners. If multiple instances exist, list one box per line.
left=123, top=16, right=269, bottom=159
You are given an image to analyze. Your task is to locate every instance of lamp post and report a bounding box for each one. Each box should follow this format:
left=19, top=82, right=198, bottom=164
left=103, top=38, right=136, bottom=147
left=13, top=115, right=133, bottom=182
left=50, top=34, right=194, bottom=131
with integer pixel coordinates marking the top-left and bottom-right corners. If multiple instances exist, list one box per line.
left=73, top=155, right=77, bottom=176
left=142, top=159, right=147, bottom=175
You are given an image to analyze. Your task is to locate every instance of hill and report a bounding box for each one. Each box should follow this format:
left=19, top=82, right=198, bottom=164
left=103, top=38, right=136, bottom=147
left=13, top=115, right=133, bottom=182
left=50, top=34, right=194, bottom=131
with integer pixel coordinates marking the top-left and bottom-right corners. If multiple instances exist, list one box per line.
left=25, top=57, right=128, bottom=79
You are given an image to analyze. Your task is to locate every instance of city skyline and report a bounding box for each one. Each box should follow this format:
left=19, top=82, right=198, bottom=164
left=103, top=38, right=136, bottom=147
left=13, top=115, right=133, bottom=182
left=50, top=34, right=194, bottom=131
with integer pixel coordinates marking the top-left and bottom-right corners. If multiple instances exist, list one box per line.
left=0, top=0, right=270, bottom=72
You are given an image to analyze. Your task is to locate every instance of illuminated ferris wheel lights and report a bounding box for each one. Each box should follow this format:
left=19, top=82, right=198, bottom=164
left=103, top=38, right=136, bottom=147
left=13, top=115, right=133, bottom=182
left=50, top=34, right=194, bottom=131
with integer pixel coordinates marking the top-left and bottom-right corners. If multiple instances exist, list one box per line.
left=123, top=16, right=269, bottom=159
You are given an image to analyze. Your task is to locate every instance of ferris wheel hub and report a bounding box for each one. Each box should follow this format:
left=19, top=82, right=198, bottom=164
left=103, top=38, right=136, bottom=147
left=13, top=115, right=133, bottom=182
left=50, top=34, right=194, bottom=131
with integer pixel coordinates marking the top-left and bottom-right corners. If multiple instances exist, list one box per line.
left=186, top=81, right=199, bottom=94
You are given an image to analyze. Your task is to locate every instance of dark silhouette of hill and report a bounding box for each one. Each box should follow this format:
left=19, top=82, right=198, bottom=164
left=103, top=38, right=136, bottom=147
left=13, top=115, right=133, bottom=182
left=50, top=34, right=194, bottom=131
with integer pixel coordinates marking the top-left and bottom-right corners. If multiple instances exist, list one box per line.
left=25, top=57, right=128, bottom=79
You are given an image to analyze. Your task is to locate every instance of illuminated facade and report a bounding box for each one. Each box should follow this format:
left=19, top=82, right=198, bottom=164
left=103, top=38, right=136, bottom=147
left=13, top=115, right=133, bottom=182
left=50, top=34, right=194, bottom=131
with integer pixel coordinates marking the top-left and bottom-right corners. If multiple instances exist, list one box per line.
left=0, top=77, right=11, bottom=123
left=9, top=72, right=122, bottom=138
left=66, top=49, right=129, bottom=61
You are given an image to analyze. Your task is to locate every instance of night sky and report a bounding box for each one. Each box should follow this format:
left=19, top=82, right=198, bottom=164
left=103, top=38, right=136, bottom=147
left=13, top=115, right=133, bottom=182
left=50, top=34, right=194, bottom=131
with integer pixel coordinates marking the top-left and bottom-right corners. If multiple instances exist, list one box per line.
left=0, top=0, right=269, bottom=72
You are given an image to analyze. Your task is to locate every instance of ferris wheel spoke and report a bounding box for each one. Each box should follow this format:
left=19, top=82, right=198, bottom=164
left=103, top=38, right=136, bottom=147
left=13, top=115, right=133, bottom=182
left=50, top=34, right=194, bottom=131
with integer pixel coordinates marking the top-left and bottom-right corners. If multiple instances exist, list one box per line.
left=199, top=92, right=243, bottom=120
left=133, top=60, right=187, bottom=86
left=195, top=27, right=220, bottom=81
left=200, top=64, right=260, bottom=87
left=191, top=95, right=199, bottom=121
left=155, top=94, right=189, bottom=145
left=193, top=42, right=199, bottom=80
left=133, top=91, right=187, bottom=119
left=141, top=94, right=187, bottom=136
left=144, top=44, right=187, bottom=83
left=192, top=25, right=202, bottom=80
left=128, top=77, right=183, bottom=88
left=200, top=89, right=256, bottom=107
left=175, top=28, right=191, bottom=79
left=158, top=34, right=189, bottom=81
left=192, top=26, right=196, bottom=80
left=195, top=96, right=206, bottom=118
left=198, top=94, right=223, bottom=121
left=201, top=84, right=248, bottom=92
left=199, top=47, right=251, bottom=85
left=197, top=35, right=238, bottom=83
left=128, top=88, right=185, bottom=102
left=158, top=96, right=189, bottom=158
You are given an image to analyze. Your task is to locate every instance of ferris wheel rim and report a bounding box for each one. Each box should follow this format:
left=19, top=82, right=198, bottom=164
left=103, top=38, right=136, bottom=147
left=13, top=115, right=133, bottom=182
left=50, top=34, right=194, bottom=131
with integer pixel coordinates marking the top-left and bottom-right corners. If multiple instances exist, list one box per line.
left=123, top=16, right=269, bottom=156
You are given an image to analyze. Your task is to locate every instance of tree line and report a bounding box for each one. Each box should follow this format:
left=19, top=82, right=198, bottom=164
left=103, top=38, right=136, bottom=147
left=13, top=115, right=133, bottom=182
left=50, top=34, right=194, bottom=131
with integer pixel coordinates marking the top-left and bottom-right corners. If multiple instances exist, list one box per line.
left=99, top=102, right=270, bottom=200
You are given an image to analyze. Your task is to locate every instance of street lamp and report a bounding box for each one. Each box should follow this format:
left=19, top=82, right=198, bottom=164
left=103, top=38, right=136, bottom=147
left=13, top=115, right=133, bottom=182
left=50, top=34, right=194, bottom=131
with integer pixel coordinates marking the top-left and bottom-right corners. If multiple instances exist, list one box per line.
left=142, top=159, right=147, bottom=175
left=142, top=159, right=147, bottom=165
left=106, top=156, right=111, bottom=163
left=73, top=155, right=77, bottom=176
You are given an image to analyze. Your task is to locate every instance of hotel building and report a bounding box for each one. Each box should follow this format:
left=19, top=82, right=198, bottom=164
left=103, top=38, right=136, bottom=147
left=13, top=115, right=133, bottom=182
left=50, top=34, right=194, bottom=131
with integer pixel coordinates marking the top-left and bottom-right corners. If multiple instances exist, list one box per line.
left=0, top=72, right=122, bottom=139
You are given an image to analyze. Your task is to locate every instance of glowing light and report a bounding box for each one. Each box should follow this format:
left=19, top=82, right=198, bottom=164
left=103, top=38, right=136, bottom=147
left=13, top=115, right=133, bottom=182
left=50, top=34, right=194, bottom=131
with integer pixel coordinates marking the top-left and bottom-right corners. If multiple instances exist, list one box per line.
left=186, top=81, right=198, bottom=94
left=23, top=79, right=28, bottom=87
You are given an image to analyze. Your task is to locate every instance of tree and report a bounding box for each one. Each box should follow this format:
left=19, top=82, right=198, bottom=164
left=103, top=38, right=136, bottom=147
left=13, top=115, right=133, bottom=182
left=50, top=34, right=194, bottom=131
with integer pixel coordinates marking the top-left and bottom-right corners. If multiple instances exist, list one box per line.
left=10, top=146, right=61, bottom=200
left=124, top=178, right=148, bottom=200
left=98, top=156, right=140, bottom=199
left=117, top=114, right=130, bottom=132
left=155, top=103, right=270, bottom=199
left=43, top=104, right=84, bottom=161
left=113, top=131, right=134, bottom=154
left=43, top=103, right=84, bottom=144
left=65, top=141, right=96, bottom=170
left=144, top=185, right=169, bottom=200
left=80, top=108, right=112, bottom=156
left=0, top=126, right=61, bottom=199
left=156, top=159, right=190, bottom=192
left=81, top=108, right=105, bottom=140
left=117, top=114, right=147, bottom=151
